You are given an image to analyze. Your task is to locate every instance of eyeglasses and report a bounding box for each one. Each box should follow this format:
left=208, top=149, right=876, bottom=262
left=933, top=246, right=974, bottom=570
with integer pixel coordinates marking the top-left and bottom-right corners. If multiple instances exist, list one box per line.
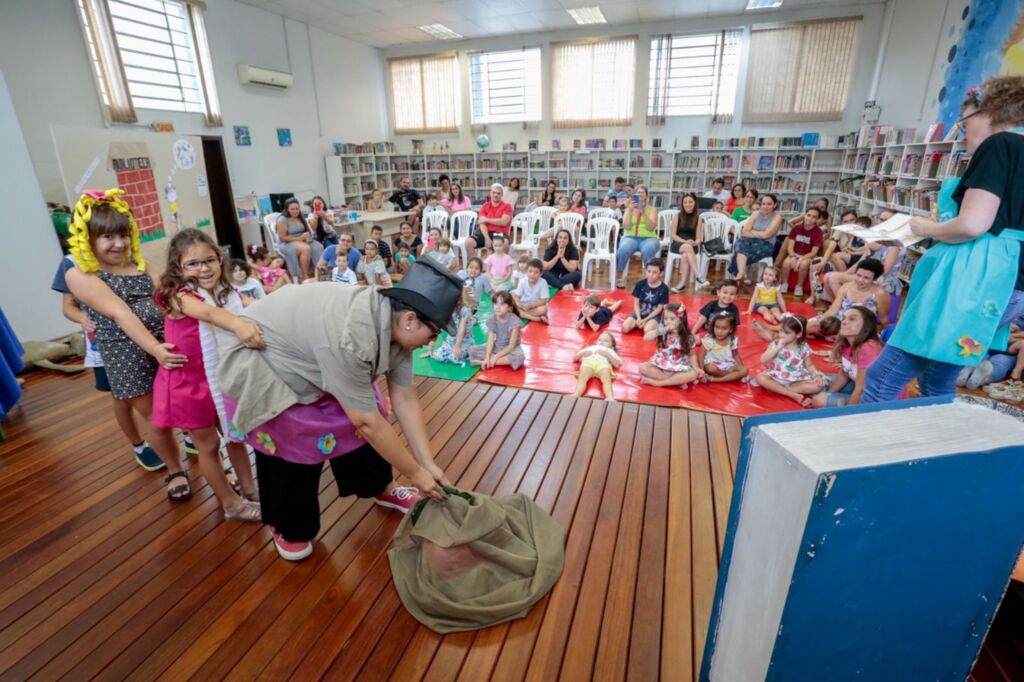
left=419, top=315, right=442, bottom=340
left=182, top=256, right=220, bottom=271
left=957, top=109, right=982, bottom=125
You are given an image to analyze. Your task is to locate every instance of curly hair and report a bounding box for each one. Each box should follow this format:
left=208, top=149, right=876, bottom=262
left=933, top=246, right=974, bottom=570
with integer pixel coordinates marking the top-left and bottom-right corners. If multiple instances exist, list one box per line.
left=68, top=189, right=145, bottom=273
left=961, top=76, right=1024, bottom=128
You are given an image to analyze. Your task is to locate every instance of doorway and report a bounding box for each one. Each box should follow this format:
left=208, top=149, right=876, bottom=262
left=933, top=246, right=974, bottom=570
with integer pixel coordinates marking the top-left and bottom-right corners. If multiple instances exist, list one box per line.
left=201, top=136, right=243, bottom=259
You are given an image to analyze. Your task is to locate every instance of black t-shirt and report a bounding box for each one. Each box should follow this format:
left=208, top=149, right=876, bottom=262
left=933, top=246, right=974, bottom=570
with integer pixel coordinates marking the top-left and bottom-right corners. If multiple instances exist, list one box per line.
left=543, top=243, right=580, bottom=276
left=394, top=235, right=423, bottom=252
left=953, top=131, right=1024, bottom=288
left=389, top=188, right=422, bottom=212
left=632, top=279, right=669, bottom=319
left=699, top=300, right=740, bottom=332
left=578, top=306, right=613, bottom=326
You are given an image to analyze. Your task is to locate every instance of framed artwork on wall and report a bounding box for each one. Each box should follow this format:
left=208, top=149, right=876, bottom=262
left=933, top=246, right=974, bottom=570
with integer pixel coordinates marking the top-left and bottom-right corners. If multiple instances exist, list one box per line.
left=277, top=128, right=292, bottom=147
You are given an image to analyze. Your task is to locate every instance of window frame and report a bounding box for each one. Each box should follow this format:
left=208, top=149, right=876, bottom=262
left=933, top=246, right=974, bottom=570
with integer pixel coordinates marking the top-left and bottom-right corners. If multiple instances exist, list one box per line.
left=468, top=47, right=542, bottom=125
left=551, top=35, right=637, bottom=129
left=387, top=53, right=462, bottom=135
left=647, top=29, right=741, bottom=121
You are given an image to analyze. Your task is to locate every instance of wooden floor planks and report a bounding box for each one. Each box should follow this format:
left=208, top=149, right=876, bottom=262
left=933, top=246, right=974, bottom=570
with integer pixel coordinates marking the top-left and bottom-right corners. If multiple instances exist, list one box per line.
left=0, top=368, right=1017, bottom=681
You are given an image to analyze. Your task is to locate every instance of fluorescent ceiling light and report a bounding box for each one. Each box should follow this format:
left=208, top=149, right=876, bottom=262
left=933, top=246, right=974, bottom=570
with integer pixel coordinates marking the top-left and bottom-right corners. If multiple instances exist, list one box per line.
left=418, top=23, right=462, bottom=39
left=567, top=7, right=607, bottom=24
left=746, top=0, right=784, bottom=8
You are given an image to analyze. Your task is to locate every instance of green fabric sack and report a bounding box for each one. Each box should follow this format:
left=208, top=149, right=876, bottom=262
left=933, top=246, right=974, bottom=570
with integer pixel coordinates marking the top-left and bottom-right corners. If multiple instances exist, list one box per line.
left=388, top=487, right=566, bottom=633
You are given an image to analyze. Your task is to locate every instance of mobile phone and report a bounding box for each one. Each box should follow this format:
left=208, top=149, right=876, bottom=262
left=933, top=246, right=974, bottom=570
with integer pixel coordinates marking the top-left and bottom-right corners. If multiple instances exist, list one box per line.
left=313, top=199, right=325, bottom=212
left=428, top=236, right=437, bottom=249
left=632, top=193, right=641, bottom=204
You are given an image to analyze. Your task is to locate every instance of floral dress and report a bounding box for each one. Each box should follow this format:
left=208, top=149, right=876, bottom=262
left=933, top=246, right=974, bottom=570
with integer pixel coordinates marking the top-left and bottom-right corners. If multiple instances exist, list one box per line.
left=764, top=341, right=814, bottom=383
left=651, top=336, right=693, bottom=373
left=431, top=307, right=475, bottom=364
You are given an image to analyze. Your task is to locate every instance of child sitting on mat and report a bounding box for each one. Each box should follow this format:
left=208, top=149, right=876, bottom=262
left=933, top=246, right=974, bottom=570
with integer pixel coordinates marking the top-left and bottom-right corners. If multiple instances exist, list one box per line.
left=422, top=284, right=477, bottom=365
left=576, top=294, right=622, bottom=331
left=699, top=312, right=748, bottom=383
left=691, top=279, right=740, bottom=335
left=622, top=257, right=669, bottom=339
left=510, top=254, right=530, bottom=289
left=753, top=315, right=828, bottom=407
left=639, top=303, right=703, bottom=388
left=470, top=290, right=524, bottom=370
left=573, top=331, right=621, bottom=401
left=248, top=245, right=291, bottom=293
left=458, top=257, right=492, bottom=303
left=746, top=266, right=785, bottom=324
left=513, top=258, right=550, bottom=324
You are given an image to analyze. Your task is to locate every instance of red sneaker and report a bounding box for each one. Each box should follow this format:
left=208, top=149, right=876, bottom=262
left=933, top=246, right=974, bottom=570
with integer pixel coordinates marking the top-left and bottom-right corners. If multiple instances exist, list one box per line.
left=374, top=486, right=421, bottom=514
left=272, top=531, right=313, bottom=561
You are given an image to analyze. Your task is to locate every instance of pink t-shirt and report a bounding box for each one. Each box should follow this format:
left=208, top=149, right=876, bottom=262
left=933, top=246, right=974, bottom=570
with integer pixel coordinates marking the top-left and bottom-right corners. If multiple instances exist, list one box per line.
left=485, top=253, right=516, bottom=278
left=442, top=196, right=472, bottom=212
left=478, top=200, right=513, bottom=235
left=841, top=339, right=882, bottom=380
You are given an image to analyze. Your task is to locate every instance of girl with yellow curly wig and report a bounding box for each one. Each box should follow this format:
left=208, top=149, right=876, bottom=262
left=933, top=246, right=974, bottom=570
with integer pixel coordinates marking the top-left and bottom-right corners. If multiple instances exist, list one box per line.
left=64, top=189, right=192, bottom=501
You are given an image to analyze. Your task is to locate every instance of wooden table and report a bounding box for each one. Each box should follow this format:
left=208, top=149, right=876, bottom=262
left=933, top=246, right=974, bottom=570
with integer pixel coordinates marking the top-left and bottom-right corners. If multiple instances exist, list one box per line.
left=331, top=210, right=412, bottom=244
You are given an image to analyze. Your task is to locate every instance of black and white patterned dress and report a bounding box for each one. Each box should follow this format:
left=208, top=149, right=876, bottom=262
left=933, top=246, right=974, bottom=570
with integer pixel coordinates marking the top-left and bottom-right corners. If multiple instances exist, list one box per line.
left=81, top=271, right=164, bottom=400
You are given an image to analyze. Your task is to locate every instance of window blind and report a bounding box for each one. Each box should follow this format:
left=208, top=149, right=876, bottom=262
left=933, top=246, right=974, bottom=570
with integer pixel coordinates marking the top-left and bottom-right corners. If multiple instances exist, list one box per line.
left=469, top=48, right=541, bottom=124
left=389, top=54, right=461, bottom=134
left=744, top=17, right=861, bottom=123
left=552, top=37, right=636, bottom=128
left=648, top=30, right=740, bottom=124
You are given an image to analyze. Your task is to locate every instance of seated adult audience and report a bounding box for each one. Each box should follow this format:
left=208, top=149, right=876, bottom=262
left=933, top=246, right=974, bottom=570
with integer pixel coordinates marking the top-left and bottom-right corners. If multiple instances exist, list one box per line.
left=393, top=220, right=424, bottom=258
left=468, top=184, right=513, bottom=260
left=727, top=193, right=783, bottom=283
left=538, top=180, right=558, bottom=207
left=307, top=195, right=337, bottom=246
left=703, top=177, right=731, bottom=203
left=568, top=189, right=588, bottom=218
left=316, top=232, right=361, bottom=273
left=615, top=185, right=661, bottom=288
left=504, top=177, right=521, bottom=210
left=389, top=176, right=424, bottom=229
left=604, top=177, right=628, bottom=207
left=276, top=197, right=324, bottom=279
left=542, top=229, right=582, bottom=291
left=725, top=183, right=746, bottom=214
left=442, top=183, right=472, bottom=214
left=435, top=174, right=451, bottom=202
left=669, top=192, right=707, bottom=292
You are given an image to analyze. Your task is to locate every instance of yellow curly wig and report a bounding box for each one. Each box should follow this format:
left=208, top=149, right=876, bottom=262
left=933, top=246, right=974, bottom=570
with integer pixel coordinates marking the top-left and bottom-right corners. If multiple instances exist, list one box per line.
left=68, top=188, right=146, bottom=273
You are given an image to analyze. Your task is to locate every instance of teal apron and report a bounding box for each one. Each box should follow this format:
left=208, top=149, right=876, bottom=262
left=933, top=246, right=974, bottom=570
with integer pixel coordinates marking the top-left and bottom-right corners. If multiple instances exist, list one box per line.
left=889, top=173, right=1023, bottom=366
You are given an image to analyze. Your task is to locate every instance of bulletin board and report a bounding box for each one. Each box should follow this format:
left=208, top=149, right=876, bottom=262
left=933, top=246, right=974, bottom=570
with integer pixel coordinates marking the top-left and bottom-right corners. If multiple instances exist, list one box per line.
left=51, top=124, right=215, bottom=273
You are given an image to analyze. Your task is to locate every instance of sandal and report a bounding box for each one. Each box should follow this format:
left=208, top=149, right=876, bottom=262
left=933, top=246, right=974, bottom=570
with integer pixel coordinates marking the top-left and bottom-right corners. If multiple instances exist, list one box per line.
left=224, top=499, right=262, bottom=522
left=224, top=465, right=241, bottom=495
left=165, top=471, right=192, bottom=502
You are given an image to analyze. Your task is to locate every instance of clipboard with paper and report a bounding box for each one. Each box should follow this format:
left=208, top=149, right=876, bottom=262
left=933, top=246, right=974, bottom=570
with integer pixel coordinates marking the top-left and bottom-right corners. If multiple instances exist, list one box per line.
left=831, top=212, right=926, bottom=247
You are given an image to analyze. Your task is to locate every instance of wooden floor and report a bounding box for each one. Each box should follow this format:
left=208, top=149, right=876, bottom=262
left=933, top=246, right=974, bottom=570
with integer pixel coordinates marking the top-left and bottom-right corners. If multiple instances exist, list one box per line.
left=0, top=369, right=1020, bottom=681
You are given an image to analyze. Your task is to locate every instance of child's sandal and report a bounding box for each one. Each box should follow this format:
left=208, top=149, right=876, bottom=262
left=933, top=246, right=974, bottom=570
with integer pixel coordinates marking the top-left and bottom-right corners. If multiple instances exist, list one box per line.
left=165, top=471, right=192, bottom=502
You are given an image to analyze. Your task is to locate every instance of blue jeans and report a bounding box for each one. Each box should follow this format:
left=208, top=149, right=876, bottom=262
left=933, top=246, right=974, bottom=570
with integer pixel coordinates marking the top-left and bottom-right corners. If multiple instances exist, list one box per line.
left=616, top=237, right=662, bottom=274
left=862, top=289, right=1024, bottom=403
left=988, top=352, right=1018, bottom=383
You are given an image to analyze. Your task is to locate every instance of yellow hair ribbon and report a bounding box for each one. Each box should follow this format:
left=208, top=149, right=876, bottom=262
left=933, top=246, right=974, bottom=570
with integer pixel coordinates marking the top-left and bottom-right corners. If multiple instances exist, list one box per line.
left=68, top=188, right=147, bottom=273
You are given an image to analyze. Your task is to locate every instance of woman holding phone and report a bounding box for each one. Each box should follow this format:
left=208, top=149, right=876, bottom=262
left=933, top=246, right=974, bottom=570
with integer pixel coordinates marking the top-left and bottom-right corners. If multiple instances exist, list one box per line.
left=615, top=186, right=661, bottom=288
left=307, top=196, right=337, bottom=247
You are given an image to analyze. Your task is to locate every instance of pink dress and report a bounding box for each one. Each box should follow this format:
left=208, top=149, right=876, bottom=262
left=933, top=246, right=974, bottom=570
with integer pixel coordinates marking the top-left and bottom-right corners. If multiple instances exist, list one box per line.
left=152, top=290, right=218, bottom=429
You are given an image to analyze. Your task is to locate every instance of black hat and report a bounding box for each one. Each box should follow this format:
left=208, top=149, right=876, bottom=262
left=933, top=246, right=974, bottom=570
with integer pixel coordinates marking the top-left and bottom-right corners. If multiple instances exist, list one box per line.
left=380, top=256, right=464, bottom=335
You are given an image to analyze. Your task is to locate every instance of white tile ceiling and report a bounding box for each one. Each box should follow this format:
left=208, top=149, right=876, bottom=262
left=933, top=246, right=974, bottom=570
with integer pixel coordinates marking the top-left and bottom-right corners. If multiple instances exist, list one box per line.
left=236, top=0, right=881, bottom=48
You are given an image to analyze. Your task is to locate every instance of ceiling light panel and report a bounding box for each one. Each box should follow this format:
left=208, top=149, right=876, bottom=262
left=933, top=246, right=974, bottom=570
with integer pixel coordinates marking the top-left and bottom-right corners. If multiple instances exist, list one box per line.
left=567, top=7, right=607, bottom=25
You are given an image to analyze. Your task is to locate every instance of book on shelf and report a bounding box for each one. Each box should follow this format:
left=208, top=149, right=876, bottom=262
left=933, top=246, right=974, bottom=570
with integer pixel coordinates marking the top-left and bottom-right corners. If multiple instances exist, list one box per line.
left=801, top=132, right=820, bottom=147
left=528, top=140, right=539, bottom=151
left=924, top=123, right=945, bottom=143
left=690, top=136, right=700, bottom=149
left=943, top=121, right=962, bottom=142
left=652, top=138, right=662, bottom=149
left=832, top=212, right=924, bottom=247
left=629, top=138, right=643, bottom=149
left=551, top=139, right=561, bottom=150
left=757, top=155, right=773, bottom=171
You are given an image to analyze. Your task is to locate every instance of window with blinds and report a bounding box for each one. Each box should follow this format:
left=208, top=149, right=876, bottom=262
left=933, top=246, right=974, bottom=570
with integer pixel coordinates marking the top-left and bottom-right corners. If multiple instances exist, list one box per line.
left=469, top=48, right=541, bottom=124
left=744, top=17, right=862, bottom=123
left=551, top=37, right=636, bottom=128
left=105, top=0, right=204, bottom=113
left=648, top=30, right=740, bottom=123
left=389, top=54, right=461, bottom=134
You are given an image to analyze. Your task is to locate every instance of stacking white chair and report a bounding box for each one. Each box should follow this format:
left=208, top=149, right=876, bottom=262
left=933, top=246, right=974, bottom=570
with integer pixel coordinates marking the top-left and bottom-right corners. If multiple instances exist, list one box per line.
left=657, top=209, right=679, bottom=253
left=581, top=217, right=619, bottom=289
left=449, top=210, right=478, bottom=268
left=421, top=208, right=449, bottom=239
left=552, top=211, right=584, bottom=247
left=696, top=214, right=739, bottom=280
left=534, top=206, right=558, bottom=238
left=509, top=211, right=541, bottom=259
left=587, top=207, right=617, bottom=222
left=524, top=200, right=538, bottom=214
left=261, top=212, right=282, bottom=252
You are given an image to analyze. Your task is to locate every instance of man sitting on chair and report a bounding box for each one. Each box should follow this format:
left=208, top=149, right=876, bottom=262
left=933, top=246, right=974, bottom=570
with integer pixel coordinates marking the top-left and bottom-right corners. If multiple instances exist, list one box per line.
left=468, top=184, right=513, bottom=260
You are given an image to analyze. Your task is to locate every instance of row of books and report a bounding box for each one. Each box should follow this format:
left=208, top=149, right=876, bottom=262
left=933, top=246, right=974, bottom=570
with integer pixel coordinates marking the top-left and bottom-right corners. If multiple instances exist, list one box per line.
left=701, top=133, right=853, bottom=149
left=332, top=141, right=395, bottom=155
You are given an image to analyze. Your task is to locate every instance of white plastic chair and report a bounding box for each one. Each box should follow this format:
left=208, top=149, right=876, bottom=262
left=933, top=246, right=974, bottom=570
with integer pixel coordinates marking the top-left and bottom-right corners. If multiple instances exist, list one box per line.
left=581, top=217, right=619, bottom=289
left=449, top=210, right=477, bottom=268
left=509, top=211, right=541, bottom=258
left=587, top=207, right=617, bottom=222
left=421, top=208, right=448, bottom=239
left=657, top=209, right=679, bottom=252
left=261, top=211, right=283, bottom=253
left=696, top=214, right=739, bottom=280
left=552, top=212, right=584, bottom=248
left=534, top=206, right=558, bottom=238
left=524, top=201, right=538, bottom=214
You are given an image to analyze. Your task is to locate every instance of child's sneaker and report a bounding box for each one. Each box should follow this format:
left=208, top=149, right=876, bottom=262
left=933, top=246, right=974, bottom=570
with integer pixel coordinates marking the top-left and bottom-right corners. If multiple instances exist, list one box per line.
left=966, top=360, right=994, bottom=390
left=272, top=531, right=313, bottom=561
left=374, top=486, right=421, bottom=514
left=134, top=444, right=165, bottom=471
left=794, top=286, right=804, bottom=297
left=955, top=365, right=974, bottom=387
left=183, top=435, right=198, bottom=456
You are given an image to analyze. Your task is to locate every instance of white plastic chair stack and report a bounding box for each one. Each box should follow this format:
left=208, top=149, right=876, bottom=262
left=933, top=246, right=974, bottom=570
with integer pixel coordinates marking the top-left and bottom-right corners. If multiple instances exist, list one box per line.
left=697, top=214, right=739, bottom=280
left=509, top=211, right=541, bottom=258
left=421, top=208, right=448, bottom=240
left=449, top=210, right=477, bottom=268
left=581, top=217, right=619, bottom=289
left=552, top=212, right=584, bottom=248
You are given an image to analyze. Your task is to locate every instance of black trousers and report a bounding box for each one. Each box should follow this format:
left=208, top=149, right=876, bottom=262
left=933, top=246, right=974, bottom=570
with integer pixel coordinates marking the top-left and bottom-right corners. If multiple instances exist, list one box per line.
left=255, top=444, right=393, bottom=543
left=542, top=270, right=581, bottom=289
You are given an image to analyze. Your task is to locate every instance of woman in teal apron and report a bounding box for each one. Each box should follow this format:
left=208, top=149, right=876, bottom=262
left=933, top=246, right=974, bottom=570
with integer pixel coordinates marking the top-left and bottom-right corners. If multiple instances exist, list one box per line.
left=864, top=77, right=1024, bottom=402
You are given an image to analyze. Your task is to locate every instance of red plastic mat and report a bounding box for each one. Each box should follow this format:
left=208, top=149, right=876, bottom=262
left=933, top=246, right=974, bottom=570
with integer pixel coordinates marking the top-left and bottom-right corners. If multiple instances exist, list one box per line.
left=476, top=288, right=835, bottom=417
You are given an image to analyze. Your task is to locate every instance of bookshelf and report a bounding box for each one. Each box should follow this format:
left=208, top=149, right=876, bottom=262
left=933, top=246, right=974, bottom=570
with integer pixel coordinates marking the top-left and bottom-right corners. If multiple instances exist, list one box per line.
left=325, top=146, right=847, bottom=216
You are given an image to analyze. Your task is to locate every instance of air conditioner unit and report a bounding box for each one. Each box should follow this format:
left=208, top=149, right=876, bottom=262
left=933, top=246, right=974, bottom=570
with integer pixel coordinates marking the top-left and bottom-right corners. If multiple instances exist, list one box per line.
left=237, top=64, right=293, bottom=90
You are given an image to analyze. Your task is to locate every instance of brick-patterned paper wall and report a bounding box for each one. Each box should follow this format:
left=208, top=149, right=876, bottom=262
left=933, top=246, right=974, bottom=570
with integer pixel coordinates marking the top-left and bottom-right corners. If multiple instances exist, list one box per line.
left=114, top=165, right=164, bottom=238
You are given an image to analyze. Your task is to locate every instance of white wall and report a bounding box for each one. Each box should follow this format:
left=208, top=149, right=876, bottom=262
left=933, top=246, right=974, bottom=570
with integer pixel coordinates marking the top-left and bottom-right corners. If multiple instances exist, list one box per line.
left=0, top=0, right=388, bottom=203
left=0, top=69, right=70, bottom=341
left=381, top=3, right=889, bottom=152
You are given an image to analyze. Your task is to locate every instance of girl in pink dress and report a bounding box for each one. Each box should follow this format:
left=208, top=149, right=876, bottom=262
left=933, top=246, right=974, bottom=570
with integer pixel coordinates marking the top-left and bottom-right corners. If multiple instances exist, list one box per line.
left=153, top=229, right=265, bottom=521
left=753, top=314, right=828, bottom=407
